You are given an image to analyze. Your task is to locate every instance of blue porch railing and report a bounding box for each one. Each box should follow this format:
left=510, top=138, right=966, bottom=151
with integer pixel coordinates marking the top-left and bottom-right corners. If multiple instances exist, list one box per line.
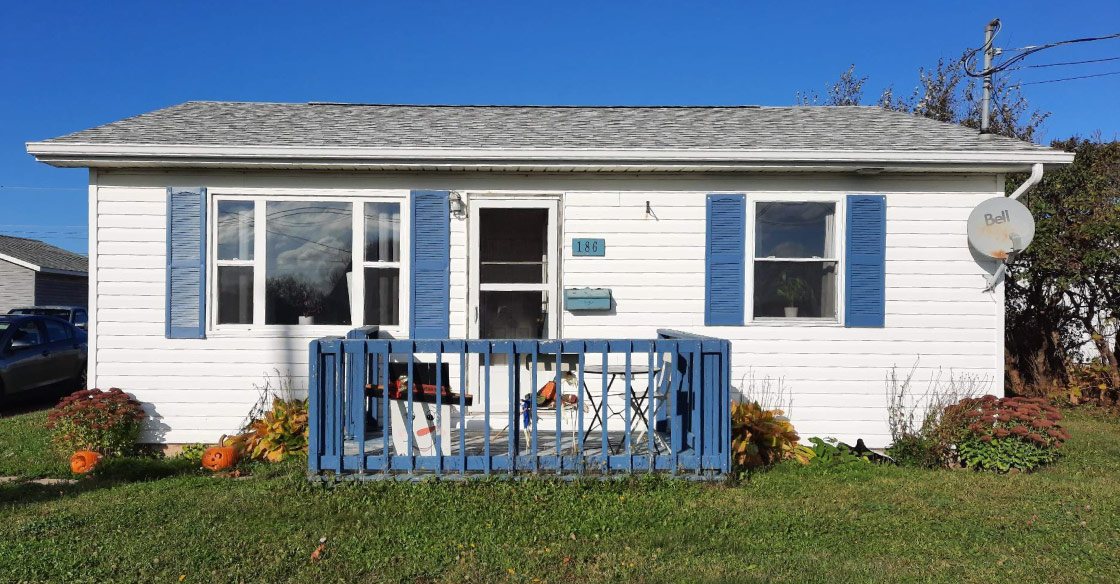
left=308, top=329, right=731, bottom=479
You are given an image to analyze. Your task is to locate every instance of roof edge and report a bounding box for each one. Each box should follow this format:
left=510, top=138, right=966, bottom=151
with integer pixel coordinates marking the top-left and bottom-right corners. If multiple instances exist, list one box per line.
left=27, top=142, right=1075, bottom=168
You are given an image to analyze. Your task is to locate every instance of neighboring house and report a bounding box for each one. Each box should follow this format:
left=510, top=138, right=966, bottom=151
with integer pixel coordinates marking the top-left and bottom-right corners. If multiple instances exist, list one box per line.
left=26, top=102, right=1074, bottom=448
left=0, top=235, right=88, bottom=315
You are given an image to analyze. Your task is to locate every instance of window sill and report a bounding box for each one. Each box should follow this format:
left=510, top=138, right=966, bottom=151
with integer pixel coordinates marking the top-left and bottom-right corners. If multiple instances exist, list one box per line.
left=749, top=318, right=843, bottom=327
left=207, top=326, right=405, bottom=339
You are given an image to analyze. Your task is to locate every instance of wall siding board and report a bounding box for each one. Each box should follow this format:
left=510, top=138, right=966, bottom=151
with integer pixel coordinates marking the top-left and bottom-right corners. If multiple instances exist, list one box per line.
left=93, top=172, right=1005, bottom=446
left=0, top=261, right=35, bottom=314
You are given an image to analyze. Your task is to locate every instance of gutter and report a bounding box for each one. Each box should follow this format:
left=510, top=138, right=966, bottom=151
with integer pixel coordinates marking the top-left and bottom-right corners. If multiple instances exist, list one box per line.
left=26, top=142, right=1076, bottom=171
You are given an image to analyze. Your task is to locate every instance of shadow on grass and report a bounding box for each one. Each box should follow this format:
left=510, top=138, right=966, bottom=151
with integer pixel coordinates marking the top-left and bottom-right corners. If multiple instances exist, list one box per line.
left=0, top=456, right=205, bottom=505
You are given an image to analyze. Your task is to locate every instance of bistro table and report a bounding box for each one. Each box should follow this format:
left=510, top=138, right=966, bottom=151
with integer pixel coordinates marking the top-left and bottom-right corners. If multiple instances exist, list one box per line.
left=581, top=364, right=662, bottom=454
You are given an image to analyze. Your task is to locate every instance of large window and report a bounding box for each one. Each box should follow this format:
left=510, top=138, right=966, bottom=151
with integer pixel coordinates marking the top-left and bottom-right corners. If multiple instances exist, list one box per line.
left=212, top=196, right=405, bottom=329
left=752, top=201, right=839, bottom=320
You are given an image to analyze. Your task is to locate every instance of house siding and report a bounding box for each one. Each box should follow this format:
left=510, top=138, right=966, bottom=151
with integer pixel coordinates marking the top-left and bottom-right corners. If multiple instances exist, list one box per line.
left=34, top=273, right=88, bottom=308
left=92, top=170, right=1005, bottom=447
left=0, top=260, right=35, bottom=314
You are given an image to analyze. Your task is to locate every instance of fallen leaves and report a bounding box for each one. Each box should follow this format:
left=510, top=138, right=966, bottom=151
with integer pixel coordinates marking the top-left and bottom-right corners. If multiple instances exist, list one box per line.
left=310, top=536, right=328, bottom=563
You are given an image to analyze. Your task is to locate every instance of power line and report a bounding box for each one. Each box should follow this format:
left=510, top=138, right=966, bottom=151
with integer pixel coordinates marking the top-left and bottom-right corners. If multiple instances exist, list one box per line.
left=0, top=185, right=85, bottom=191
left=1020, top=55, right=1120, bottom=69
left=963, top=23, right=1120, bottom=77
left=1006, top=32, right=1120, bottom=53
left=1021, top=70, right=1120, bottom=85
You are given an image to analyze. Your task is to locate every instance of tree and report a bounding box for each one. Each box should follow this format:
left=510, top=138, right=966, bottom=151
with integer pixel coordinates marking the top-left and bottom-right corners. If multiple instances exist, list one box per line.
left=804, top=52, right=1049, bottom=140
left=1007, top=139, right=1120, bottom=395
left=797, top=64, right=866, bottom=106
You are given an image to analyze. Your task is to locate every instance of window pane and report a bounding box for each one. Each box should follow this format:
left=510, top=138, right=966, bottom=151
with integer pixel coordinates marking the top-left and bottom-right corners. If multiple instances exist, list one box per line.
left=364, top=267, right=399, bottom=326
left=479, top=264, right=545, bottom=284
left=8, top=322, right=43, bottom=349
left=365, top=202, right=401, bottom=262
left=217, top=201, right=255, bottom=261
left=265, top=201, right=353, bottom=325
left=479, top=209, right=547, bottom=284
left=480, top=291, right=545, bottom=339
left=755, top=202, right=836, bottom=258
left=218, top=266, right=254, bottom=324
left=753, top=261, right=838, bottom=319
left=44, top=319, right=71, bottom=342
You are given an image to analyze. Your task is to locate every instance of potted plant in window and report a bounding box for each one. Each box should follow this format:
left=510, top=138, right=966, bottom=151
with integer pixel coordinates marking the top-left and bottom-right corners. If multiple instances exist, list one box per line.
left=776, top=272, right=812, bottom=318
left=298, top=291, right=324, bottom=326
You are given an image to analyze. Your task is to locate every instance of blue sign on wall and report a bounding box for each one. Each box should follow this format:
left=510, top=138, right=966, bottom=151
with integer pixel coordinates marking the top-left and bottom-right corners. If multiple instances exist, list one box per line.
left=572, top=238, right=605, bottom=256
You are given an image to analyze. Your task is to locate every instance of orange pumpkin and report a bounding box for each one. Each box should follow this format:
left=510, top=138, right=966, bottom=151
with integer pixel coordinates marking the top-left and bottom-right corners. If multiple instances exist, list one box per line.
left=70, top=450, right=102, bottom=474
left=201, top=445, right=239, bottom=471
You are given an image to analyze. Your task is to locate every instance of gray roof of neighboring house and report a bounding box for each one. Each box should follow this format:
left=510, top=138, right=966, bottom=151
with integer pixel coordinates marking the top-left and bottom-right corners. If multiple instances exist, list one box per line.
left=34, top=101, right=1052, bottom=153
left=0, top=235, right=88, bottom=274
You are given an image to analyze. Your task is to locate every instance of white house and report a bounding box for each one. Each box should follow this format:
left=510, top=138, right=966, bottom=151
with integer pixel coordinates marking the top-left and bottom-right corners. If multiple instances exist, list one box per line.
left=27, top=102, right=1073, bottom=449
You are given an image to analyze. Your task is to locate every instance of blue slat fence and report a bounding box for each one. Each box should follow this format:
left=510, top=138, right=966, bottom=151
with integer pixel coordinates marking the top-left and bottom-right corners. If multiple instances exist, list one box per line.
left=308, top=329, right=731, bottom=479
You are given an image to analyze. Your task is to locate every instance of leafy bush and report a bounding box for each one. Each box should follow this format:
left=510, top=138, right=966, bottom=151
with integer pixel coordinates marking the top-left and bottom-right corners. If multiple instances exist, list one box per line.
left=952, top=395, right=1068, bottom=472
left=806, top=437, right=869, bottom=466
left=1067, top=359, right=1118, bottom=406
left=175, top=443, right=208, bottom=465
left=730, top=401, right=811, bottom=473
left=225, top=398, right=308, bottom=463
left=45, top=388, right=146, bottom=456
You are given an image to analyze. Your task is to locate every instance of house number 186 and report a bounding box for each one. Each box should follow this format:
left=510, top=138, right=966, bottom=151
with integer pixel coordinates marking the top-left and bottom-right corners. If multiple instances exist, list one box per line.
left=572, top=238, right=605, bottom=256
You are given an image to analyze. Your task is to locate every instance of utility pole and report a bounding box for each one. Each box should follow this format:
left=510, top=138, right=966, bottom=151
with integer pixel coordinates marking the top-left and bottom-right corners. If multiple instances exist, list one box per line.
left=980, top=18, right=1000, bottom=136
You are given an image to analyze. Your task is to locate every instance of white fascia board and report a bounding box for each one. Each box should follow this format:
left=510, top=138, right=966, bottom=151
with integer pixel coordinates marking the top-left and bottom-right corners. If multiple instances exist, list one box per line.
left=26, top=141, right=1076, bottom=168
left=0, top=253, right=42, bottom=272
left=0, top=253, right=86, bottom=276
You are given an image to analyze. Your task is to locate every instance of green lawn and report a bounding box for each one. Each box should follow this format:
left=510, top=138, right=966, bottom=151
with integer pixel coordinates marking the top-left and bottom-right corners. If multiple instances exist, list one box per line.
left=0, top=409, right=1117, bottom=583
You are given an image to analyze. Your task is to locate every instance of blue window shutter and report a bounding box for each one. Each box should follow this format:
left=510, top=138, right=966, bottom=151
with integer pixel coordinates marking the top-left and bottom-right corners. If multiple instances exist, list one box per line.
left=705, top=194, right=746, bottom=326
left=165, top=187, right=207, bottom=339
left=845, top=195, right=886, bottom=328
left=410, top=190, right=450, bottom=339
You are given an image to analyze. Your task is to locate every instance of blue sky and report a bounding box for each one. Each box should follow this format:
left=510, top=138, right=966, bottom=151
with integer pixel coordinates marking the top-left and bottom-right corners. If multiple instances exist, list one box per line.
left=2, top=1, right=1118, bottom=255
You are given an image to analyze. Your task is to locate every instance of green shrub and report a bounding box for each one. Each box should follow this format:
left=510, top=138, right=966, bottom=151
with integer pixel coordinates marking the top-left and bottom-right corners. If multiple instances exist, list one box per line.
left=806, top=437, right=870, bottom=467
left=44, top=388, right=146, bottom=456
left=952, top=395, right=1068, bottom=472
left=176, top=443, right=208, bottom=464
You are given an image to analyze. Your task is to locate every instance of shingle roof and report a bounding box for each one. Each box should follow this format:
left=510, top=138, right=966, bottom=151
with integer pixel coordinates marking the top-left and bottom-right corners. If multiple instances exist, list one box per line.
left=0, top=235, right=87, bottom=273
left=38, top=101, right=1050, bottom=153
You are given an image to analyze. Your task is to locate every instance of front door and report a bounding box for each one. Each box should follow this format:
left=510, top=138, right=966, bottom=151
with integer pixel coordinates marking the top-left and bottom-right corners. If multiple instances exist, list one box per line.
left=467, top=197, right=560, bottom=419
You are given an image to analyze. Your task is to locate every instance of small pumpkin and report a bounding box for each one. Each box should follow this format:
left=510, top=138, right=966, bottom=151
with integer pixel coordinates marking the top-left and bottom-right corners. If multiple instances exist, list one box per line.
left=201, top=445, right=239, bottom=471
left=70, top=450, right=102, bottom=474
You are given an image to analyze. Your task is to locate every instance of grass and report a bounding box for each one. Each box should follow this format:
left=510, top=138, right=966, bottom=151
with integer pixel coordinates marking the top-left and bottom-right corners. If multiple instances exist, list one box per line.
left=0, top=409, right=1117, bottom=583
left=0, top=409, right=68, bottom=478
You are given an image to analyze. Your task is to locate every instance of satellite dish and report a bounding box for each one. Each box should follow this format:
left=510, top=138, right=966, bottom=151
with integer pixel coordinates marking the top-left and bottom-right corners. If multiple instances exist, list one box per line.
left=967, top=197, right=1035, bottom=260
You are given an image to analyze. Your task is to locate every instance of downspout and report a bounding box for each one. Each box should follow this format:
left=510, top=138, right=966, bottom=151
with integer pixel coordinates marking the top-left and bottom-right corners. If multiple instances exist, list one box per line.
left=984, top=162, right=1045, bottom=291
left=1009, top=163, right=1044, bottom=200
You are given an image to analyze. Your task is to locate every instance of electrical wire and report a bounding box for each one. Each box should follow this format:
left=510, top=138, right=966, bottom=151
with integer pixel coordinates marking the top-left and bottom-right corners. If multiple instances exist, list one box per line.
left=964, top=25, right=1120, bottom=77
left=1019, top=55, right=1120, bottom=69
left=0, top=185, right=85, bottom=191
left=1021, top=70, right=1120, bottom=85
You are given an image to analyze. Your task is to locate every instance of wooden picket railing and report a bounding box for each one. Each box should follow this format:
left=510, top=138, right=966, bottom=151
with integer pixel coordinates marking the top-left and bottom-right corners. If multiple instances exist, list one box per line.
left=308, top=330, right=730, bottom=479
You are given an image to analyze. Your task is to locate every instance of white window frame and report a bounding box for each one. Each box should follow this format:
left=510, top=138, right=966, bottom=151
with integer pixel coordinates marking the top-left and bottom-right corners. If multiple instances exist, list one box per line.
left=746, top=194, right=846, bottom=326
left=207, top=192, right=410, bottom=338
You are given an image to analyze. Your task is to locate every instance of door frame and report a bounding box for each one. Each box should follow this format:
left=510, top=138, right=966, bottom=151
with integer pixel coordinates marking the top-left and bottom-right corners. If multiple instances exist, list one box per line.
left=466, top=195, right=562, bottom=341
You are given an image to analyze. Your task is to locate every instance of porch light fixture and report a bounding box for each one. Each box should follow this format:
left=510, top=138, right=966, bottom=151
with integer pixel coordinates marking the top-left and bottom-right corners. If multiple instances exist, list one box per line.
left=449, top=191, right=465, bottom=216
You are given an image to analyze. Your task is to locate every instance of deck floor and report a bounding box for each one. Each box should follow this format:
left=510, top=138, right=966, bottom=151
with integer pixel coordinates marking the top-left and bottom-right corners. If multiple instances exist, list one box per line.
left=343, top=426, right=670, bottom=458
